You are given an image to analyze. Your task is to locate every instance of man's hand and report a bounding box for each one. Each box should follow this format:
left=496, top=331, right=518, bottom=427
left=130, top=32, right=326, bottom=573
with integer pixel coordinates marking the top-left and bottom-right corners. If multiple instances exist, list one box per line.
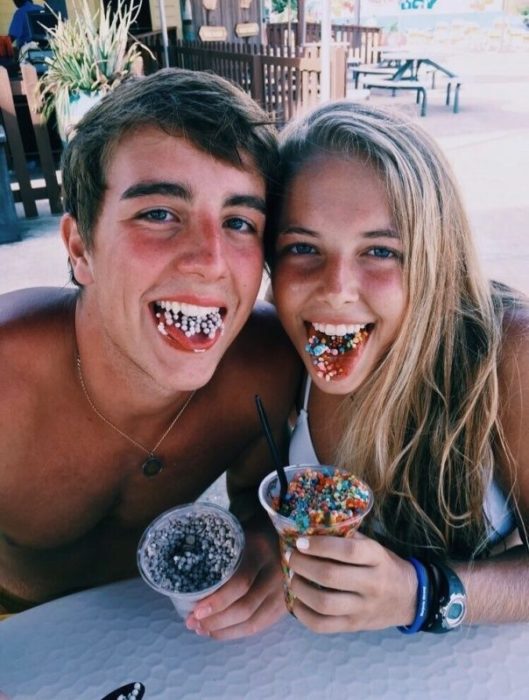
left=185, top=524, right=286, bottom=640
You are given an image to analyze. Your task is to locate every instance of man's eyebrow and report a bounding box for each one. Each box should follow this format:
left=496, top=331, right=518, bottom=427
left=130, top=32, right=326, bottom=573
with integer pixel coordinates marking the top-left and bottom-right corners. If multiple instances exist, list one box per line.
left=120, top=181, right=192, bottom=201
left=225, top=194, right=266, bottom=215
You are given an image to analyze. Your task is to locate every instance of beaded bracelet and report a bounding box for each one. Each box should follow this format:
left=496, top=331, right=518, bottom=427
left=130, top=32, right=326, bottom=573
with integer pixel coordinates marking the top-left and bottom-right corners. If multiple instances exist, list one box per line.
left=397, top=557, right=430, bottom=634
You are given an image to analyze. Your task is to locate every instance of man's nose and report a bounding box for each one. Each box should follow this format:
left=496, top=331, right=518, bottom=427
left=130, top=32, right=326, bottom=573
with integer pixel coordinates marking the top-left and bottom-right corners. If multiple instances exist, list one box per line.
left=175, top=217, right=228, bottom=279
left=320, top=255, right=360, bottom=306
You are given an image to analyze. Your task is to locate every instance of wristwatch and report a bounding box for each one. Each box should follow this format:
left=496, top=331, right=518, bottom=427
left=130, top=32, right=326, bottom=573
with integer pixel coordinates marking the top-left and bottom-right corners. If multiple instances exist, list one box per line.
left=424, top=560, right=467, bottom=633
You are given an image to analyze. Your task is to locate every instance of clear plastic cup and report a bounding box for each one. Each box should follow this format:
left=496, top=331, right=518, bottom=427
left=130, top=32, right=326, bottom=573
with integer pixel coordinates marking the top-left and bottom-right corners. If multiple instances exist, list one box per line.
left=258, top=465, right=373, bottom=612
left=137, top=502, right=245, bottom=619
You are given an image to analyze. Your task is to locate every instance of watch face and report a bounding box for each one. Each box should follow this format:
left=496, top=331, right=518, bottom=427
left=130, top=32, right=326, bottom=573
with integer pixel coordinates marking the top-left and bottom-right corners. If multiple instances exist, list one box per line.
left=443, top=593, right=467, bottom=629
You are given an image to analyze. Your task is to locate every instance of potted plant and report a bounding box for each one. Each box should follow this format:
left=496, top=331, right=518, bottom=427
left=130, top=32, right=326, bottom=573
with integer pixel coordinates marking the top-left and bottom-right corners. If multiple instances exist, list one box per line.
left=38, top=0, right=149, bottom=141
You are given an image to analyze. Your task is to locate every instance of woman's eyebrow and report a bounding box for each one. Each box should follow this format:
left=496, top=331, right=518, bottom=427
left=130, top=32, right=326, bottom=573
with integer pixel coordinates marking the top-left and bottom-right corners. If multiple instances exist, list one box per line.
left=120, top=181, right=191, bottom=201
left=278, top=225, right=319, bottom=237
left=364, top=228, right=400, bottom=239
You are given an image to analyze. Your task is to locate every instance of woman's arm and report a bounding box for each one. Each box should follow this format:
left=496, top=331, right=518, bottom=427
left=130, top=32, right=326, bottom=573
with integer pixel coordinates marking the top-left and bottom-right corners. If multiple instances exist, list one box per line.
left=456, top=306, right=529, bottom=623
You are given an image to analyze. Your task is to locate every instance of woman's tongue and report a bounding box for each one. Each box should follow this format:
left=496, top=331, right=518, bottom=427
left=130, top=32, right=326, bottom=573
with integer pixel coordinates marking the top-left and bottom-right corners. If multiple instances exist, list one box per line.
left=304, top=324, right=370, bottom=381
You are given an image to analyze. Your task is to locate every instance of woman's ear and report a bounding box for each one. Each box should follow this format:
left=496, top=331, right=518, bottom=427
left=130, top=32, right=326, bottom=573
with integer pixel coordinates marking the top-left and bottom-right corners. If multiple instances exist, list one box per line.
left=60, top=214, right=94, bottom=286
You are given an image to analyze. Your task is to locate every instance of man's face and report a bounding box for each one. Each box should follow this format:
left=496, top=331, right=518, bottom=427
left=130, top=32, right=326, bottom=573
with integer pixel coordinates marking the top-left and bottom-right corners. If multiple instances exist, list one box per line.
left=76, top=127, right=267, bottom=393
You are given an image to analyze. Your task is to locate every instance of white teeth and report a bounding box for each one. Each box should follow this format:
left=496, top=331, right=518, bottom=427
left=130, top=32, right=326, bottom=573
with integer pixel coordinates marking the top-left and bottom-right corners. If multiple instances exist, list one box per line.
left=155, top=299, right=224, bottom=338
left=158, top=300, right=219, bottom=318
left=312, top=322, right=367, bottom=337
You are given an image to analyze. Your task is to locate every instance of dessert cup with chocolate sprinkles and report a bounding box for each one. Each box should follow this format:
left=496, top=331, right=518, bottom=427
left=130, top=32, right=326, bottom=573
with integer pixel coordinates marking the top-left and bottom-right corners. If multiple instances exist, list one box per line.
left=137, top=503, right=245, bottom=619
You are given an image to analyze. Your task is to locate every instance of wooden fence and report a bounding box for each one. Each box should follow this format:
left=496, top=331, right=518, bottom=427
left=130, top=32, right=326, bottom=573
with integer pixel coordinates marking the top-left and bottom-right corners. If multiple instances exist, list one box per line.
left=1, top=28, right=350, bottom=220
left=135, top=37, right=346, bottom=126
left=267, top=22, right=381, bottom=64
left=0, top=64, right=62, bottom=218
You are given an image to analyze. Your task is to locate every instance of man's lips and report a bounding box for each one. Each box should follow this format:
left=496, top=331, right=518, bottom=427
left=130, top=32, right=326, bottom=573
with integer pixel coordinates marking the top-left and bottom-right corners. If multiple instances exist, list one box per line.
left=152, top=299, right=227, bottom=352
left=304, top=322, right=373, bottom=381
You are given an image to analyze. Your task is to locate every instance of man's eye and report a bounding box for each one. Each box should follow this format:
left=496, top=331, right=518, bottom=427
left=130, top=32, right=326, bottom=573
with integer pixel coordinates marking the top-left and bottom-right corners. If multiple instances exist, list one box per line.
left=140, top=209, right=174, bottom=222
left=225, top=217, right=256, bottom=234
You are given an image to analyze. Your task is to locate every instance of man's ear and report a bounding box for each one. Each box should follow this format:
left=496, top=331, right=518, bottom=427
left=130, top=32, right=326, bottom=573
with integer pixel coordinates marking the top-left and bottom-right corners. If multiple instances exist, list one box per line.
left=60, top=214, right=94, bottom=286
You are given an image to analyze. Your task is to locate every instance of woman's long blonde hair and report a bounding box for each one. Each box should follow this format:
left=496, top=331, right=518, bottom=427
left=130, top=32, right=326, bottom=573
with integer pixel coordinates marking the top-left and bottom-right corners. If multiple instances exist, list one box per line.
left=270, top=101, right=520, bottom=560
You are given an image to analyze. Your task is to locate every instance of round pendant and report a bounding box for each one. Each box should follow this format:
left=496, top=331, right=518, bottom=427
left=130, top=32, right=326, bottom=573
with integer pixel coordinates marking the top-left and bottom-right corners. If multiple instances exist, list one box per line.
left=142, top=455, right=164, bottom=477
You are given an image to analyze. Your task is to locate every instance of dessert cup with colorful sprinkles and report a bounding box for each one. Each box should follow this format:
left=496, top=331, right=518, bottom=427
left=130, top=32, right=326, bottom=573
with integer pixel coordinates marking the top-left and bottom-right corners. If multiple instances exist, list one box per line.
left=258, top=465, right=373, bottom=612
left=137, top=502, right=245, bottom=619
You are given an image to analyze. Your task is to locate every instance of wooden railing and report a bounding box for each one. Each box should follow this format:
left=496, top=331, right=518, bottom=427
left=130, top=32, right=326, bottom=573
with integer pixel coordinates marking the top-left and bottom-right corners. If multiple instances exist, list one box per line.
left=267, top=22, right=381, bottom=64
left=0, top=64, right=62, bottom=218
left=138, top=38, right=346, bottom=126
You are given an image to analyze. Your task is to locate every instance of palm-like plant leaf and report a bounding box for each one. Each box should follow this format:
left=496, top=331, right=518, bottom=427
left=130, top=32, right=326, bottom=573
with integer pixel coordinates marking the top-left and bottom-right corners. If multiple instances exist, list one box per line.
left=38, top=0, right=150, bottom=121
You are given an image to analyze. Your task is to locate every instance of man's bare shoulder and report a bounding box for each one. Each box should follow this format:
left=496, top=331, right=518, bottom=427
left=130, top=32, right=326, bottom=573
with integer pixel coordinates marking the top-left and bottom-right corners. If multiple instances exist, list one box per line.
left=0, top=287, right=77, bottom=396
left=212, top=301, right=301, bottom=423
left=225, top=301, right=300, bottom=378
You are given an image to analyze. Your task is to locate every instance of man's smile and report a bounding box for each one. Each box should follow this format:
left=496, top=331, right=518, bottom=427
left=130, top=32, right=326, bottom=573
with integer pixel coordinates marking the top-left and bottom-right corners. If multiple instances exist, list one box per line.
left=152, top=299, right=227, bottom=352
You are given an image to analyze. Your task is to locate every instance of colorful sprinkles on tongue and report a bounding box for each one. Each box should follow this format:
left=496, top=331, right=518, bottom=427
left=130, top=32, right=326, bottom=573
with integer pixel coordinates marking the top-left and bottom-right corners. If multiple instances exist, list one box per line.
left=273, top=467, right=371, bottom=532
left=305, top=326, right=368, bottom=381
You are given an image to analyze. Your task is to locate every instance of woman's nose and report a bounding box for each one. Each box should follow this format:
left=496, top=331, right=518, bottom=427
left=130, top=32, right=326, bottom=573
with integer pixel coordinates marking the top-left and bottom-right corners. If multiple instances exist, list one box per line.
left=320, top=255, right=360, bottom=306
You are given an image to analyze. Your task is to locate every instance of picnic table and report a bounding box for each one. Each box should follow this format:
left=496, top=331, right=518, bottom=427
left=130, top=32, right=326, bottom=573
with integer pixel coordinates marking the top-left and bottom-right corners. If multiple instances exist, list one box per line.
left=1, top=577, right=529, bottom=699
left=356, top=50, right=462, bottom=116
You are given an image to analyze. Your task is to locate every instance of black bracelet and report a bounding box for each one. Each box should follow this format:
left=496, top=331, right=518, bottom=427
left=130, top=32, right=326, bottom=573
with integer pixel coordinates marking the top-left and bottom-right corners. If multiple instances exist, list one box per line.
left=422, top=560, right=467, bottom=633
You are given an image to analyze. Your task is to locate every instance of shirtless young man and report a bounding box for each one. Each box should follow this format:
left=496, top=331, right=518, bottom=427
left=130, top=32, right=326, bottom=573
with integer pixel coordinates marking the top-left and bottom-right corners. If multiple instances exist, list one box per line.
left=0, top=69, right=300, bottom=638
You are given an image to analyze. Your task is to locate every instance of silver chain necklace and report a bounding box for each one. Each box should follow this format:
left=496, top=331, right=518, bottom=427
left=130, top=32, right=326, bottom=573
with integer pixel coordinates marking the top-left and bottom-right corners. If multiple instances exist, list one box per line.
left=76, top=354, right=196, bottom=477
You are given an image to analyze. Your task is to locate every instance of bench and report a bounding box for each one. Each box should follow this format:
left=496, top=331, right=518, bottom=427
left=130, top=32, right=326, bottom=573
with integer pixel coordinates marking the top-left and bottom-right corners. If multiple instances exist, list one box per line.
left=445, top=77, right=463, bottom=113
left=351, top=64, right=396, bottom=89
left=361, top=78, right=428, bottom=117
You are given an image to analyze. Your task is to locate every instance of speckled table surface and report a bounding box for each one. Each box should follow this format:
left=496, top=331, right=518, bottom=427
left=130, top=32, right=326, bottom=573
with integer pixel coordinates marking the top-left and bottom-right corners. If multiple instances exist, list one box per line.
left=0, top=577, right=527, bottom=700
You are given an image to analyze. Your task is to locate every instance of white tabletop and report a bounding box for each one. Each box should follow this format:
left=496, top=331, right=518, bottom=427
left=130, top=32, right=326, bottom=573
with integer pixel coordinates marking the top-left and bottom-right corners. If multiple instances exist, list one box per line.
left=1, top=578, right=528, bottom=700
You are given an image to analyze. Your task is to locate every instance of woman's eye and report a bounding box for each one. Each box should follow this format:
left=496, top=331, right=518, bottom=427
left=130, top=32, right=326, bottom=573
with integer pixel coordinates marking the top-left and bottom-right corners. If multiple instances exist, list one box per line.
left=367, top=246, right=401, bottom=260
left=225, top=217, right=256, bottom=234
left=285, top=242, right=317, bottom=255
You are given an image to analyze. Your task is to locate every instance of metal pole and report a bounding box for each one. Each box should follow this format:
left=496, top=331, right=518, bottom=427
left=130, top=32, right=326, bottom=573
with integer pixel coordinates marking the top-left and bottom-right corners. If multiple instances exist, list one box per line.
left=157, top=0, right=170, bottom=68
left=320, top=0, right=331, bottom=101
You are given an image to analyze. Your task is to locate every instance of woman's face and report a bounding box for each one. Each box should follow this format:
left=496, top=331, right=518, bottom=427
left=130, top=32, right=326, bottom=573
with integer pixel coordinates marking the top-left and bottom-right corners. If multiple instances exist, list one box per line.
left=273, top=154, right=407, bottom=395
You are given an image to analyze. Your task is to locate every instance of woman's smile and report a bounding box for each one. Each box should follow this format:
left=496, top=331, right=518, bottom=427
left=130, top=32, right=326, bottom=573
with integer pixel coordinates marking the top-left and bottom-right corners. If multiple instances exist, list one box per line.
left=273, top=154, right=407, bottom=394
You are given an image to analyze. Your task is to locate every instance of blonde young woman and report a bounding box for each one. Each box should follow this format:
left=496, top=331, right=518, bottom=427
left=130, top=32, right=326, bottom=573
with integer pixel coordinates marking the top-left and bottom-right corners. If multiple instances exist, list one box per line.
left=267, top=101, right=529, bottom=634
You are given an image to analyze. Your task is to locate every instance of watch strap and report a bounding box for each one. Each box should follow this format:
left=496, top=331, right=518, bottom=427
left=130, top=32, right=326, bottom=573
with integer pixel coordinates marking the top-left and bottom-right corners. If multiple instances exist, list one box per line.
left=423, top=560, right=467, bottom=633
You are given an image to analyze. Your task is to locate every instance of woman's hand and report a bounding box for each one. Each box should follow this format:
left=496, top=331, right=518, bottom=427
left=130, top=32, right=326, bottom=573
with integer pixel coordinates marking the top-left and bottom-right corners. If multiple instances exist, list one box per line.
left=288, top=532, right=418, bottom=634
left=185, top=524, right=286, bottom=640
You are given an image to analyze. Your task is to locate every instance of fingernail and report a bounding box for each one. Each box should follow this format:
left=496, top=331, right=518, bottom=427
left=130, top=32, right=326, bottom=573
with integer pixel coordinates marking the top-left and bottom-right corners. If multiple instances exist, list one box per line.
left=296, top=537, right=309, bottom=551
left=195, top=625, right=210, bottom=637
left=185, top=616, right=198, bottom=631
left=194, top=605, right=212, bottom=620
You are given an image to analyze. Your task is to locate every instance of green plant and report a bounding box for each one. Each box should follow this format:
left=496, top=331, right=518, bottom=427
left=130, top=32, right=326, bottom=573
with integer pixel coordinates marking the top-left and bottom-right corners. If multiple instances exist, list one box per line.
left=38, top=0, right=147, bottom=120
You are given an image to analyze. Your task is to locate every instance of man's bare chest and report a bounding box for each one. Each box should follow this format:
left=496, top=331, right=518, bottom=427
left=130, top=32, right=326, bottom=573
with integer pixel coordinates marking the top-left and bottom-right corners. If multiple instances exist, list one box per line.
left=4, top=410, right=251, bottom=550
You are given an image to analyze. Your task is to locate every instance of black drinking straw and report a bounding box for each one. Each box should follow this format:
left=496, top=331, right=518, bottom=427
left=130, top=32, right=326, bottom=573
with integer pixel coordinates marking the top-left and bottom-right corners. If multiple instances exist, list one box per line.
left=255, top=394, right=288, bottom=501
